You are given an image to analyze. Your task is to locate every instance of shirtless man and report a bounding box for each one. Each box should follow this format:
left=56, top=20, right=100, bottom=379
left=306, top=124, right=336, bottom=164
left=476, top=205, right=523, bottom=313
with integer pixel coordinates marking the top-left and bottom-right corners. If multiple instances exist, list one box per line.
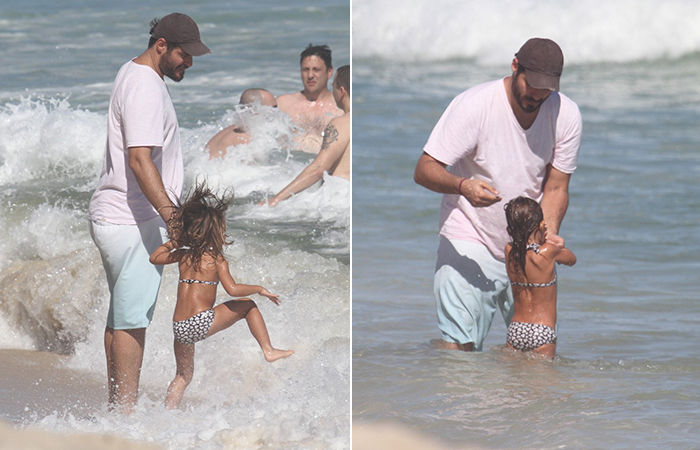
left=276, top=44, right=343, bottom=153
left=262, top=65, right=350, bottom=207
left=206, top=88, right=277, bottom=158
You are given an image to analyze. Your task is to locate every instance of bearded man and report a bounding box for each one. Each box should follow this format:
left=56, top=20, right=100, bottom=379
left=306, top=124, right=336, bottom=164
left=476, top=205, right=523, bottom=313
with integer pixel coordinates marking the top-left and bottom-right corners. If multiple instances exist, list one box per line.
left=89, top=13, right=210, bottom=413
left=414, top=38, right=582, bottom=352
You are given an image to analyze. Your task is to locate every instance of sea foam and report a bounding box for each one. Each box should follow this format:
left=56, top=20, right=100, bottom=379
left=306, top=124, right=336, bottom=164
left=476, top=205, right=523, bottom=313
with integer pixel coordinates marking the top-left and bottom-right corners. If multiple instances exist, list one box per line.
left=352, top=0, right=700, bottom=64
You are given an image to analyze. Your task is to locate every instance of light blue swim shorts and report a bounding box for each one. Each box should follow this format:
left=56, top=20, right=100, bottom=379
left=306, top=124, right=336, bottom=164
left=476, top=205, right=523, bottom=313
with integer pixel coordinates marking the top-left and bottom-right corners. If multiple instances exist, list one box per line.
left=433, top=236, right=514, bottom=351
left=90, top=217, right=167, bottom=330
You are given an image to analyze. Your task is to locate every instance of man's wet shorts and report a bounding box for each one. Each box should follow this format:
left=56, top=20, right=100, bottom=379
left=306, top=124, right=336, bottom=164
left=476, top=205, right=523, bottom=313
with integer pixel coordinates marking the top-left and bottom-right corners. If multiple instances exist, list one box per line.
left=433, top=236, right=513, bottom=351
left=90, top=216, right=166, bottom=329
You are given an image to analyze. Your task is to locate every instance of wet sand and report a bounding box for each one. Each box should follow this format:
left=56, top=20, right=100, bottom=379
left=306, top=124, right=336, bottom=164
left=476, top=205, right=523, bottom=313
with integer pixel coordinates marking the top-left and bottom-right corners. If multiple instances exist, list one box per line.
left=0, top=349, right=168, bottom=449
left=0, top=349, right=104, bottom=424
left=0, top=420, right=162, bottom=450
left=353, top=423, right=489, bottom=450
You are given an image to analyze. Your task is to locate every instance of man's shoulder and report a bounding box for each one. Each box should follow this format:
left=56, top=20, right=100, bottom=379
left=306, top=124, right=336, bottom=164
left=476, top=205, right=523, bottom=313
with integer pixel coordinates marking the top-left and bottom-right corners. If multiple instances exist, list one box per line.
left=436, top=79, right=502, bottom=124
left=555, top=91, right=581, bottom=114
left=545, top=91, right=582, bottom=126
left=276, top=91, right=304, bottom=113
left=326, top=112, right=349, bottom=137
left=114, top=60, right=164, bottom=94
left=276, top=91, right=300, bottom=99
left=276, top=91, right=303, bottom=103
left=453, top=79, right=502, bottom=102
left=118, top=60, right=157, bottom=80
left=329, top=111, right=349, bottom=127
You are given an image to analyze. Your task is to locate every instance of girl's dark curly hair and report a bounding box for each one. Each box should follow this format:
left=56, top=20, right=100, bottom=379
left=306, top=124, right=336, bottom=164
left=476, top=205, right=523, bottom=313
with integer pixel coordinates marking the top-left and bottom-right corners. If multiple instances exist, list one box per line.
left=504, top=196, right=543, bottom=275
left=167, top=181, right=234, bottom=271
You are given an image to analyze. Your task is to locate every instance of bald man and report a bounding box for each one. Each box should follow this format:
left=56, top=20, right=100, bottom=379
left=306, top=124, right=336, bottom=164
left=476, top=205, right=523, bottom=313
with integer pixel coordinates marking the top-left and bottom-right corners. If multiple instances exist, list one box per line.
left=206, top=88, right=277, bottom=158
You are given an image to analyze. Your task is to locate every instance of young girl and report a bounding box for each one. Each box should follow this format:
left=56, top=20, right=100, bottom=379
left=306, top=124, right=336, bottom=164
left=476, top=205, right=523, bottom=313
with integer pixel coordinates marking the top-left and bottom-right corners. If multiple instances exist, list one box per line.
left=150, top=182, right=294, bottom=409
left=504, top=197, right=577, bottom=359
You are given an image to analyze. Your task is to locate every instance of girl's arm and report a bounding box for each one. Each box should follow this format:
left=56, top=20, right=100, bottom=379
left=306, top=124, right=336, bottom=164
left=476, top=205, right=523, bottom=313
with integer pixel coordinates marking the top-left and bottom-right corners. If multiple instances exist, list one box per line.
left=149, top=241, right=179, bottom=265
left=216, top=257, right=281, bottom=305
left=555, top=247, right=577, bottom=266
left=538, top=243, right=577, bottom=266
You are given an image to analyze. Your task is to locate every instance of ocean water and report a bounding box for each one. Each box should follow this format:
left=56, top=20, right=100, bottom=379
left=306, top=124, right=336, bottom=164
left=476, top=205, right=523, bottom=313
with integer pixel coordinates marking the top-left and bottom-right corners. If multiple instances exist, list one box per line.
left=0, top=0, right=350, bottom=449
left=352, top=1, right=700, bottom=449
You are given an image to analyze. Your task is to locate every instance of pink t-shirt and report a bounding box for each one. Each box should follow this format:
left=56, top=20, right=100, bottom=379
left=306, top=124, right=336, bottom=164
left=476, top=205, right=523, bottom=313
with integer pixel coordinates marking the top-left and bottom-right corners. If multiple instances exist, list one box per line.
left=423, top=79, right=582, bottom=261
left=89, top=60, right=183, bottom=225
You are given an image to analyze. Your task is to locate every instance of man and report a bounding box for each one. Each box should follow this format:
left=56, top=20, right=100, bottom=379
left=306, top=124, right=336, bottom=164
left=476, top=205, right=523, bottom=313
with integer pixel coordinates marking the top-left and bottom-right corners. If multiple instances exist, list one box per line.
left=88, top=13, right=210, bottom=413
left=263, top=65, right=350, bottom=207
left=414, top=38, right=582, bottom=351
left=206, top=88, right=277, bottom=158
left=276, top=44, right=343, bottom=153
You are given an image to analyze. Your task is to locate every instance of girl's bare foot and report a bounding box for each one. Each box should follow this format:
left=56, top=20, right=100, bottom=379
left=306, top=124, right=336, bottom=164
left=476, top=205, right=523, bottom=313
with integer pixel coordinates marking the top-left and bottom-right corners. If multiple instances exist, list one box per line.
left=264, top=348, right=294, bottom=362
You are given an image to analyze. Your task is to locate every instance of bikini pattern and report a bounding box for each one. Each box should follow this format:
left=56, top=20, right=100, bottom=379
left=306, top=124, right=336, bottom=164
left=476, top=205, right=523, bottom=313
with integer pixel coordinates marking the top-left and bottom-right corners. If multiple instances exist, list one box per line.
left=179, top=278, right=219, bottom=286
left=507, top=321, right=557, bottom=351
left=173, top=309, right=215, bottom=344
left=509, top=242, right=557, bottom=288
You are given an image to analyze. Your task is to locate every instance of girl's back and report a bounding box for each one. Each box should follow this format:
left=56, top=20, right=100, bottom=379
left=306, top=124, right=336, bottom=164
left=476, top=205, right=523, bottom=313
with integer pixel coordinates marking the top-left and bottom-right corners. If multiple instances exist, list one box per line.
left=174, top=251, right=221, bottom=322
left=503, top=196, right=576, bottom=358
left=505, top=242, right=559, bottom=329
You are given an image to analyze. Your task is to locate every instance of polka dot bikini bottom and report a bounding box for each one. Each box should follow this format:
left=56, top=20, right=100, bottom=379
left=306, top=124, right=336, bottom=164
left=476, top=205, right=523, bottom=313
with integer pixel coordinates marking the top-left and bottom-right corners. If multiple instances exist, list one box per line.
left=507, top=321, right=557, bottom=351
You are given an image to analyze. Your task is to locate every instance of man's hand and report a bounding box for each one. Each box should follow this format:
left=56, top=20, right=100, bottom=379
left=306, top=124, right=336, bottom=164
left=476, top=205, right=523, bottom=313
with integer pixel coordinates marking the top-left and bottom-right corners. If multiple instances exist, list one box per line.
left=460, top=179, right=502, bottom=207
left=545, top=232, right=565, bottom=249
left=415, top=153, right=500, bottom=207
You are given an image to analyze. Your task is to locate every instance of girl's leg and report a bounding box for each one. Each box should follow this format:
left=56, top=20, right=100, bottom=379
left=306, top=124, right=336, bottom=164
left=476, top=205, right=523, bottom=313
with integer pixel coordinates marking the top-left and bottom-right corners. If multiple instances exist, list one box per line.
left=209, top=299, right=294, bottom=362
left=165, top=340, right=195, bottom=409
left=532, top=343, right=556, bottom=360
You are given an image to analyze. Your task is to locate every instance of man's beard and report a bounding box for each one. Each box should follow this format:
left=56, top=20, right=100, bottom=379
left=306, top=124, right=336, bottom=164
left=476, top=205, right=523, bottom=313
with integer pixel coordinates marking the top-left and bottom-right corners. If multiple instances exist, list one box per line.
left=512, top=72, right=546, bottom=113
left=160, top=51, right=186, bottom=82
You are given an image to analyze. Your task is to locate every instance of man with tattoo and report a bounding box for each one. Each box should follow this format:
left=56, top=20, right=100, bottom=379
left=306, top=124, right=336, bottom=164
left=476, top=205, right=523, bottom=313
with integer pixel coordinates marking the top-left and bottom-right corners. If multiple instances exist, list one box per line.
left=276, top=44, right=343, bottom=153
left=262, top=65, right=350, bottom=207
left=206, top=88, right=277, bottom=158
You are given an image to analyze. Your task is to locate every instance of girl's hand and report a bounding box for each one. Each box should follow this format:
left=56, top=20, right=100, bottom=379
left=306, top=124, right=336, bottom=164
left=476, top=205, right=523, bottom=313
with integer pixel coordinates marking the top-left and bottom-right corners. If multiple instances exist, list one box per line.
left=260, top=288, right=281, bottom=306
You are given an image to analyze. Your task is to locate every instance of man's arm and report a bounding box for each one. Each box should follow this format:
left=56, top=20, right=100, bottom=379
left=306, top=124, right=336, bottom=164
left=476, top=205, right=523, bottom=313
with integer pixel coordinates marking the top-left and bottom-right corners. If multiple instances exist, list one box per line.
left=264, top=119, right=349, bottom=207
left=540, top=164, right=571, bottom=237
left=413, top=152, right=501, bottom=207
left=129, top=146, right=176, bottom=221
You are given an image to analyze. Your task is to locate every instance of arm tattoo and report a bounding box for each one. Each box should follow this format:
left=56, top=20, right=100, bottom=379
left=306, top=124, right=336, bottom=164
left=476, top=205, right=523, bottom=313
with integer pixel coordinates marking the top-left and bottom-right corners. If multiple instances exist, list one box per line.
left=321, top=124, right=339, bottom=151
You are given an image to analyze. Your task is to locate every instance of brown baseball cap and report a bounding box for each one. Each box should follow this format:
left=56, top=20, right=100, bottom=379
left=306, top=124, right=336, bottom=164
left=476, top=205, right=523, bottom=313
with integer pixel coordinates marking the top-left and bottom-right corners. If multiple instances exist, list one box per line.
left=151, top=13, right=211, bottom=56
left=515, top=38, right=563, bottom=91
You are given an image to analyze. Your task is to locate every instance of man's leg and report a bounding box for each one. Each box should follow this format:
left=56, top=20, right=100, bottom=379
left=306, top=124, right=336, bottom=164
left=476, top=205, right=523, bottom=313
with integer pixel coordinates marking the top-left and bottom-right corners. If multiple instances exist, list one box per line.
left=91, top=218, right=164, bottom=414
left=104, top=327, right=116, bottom=408
left=433, top=237, right=509, bottom=351
left=432, top=339, right=474, bottom=351
left=109, top=328, right=146, bottom=414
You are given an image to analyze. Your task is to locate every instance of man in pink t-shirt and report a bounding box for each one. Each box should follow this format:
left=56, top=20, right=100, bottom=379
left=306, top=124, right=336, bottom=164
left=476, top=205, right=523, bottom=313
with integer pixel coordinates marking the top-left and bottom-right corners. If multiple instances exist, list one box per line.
left=414, top=38, right=582, bottom=351
left=89, top=13, right=210, bottom=413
